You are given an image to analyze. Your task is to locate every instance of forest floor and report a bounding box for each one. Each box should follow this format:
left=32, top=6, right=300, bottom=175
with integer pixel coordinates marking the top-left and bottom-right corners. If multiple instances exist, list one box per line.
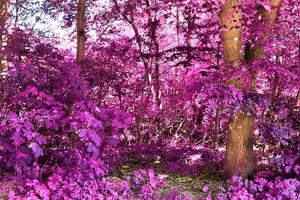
left=108, top=144, right=226, bottom=199
left=110, top=162, right=224, bottom=199
left=0, top=144, right=230, bottom=199
left=0, top=143, right=277, bottom=200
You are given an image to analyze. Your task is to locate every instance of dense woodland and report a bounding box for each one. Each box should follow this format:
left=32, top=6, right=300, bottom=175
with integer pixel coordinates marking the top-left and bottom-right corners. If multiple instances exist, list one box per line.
left=0, top=0, right=299, bottom=199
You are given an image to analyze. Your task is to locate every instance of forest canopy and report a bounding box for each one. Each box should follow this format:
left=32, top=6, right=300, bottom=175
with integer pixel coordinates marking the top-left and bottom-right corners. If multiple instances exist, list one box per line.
left=0, top=0, right=299, bottom=199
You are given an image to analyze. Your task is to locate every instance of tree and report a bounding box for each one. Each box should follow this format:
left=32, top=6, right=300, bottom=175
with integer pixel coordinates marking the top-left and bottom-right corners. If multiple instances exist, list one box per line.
left=76, top=0, right=86, bottom=62
left=221, top=0, right=281, bottom=178
left=0, top=0, right=8, bottom=73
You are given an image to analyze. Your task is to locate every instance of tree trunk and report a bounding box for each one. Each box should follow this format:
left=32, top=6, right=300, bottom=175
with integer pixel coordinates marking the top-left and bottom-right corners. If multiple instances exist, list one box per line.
left=15, top=0, right=19, bottom=26
left=224, top=112, right=255, bottom=178
left=76, top=0, right=86, bottom=62
left=220, top=0, right=255, bottom=178
left=146, top=0, right=162, bottom=111
left=152, top=18, right=162, bottom=111
left=154, top=46, right=162, bottom=110
left=214, top=106, right=221, bottom=149
left=244, top=0, right=281, bottom=88
left=296, top=89, right=300, bottom=107
left=220, top=0, right=242, bottom=68
left=0, top=0, right=8, bottom=73
left=221, top=0, right=281, bottom=178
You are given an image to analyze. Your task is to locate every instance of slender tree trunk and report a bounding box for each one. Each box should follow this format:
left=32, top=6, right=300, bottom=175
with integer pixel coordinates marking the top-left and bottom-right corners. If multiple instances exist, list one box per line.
left=130, top=19, right=156, bottom=107
left=154, top=44, right=162, bottom=110
left=127, top=10, right=156, bottom=106
left=213, top=44, right=221, bottom=149
left=0, top=0, right=8, bottom=73
left=152, top=18, right=162, bottom=110
left=176, top=5, right=179, bottom=44
left=214, top=106, right=221, bottom=149
left=146, top=0, right=162, bottom=111
left=15, top=0, right=19, bottom=27
left=113, top=0, right=158, bottom=141
left=185, top=6, right=195, bottom=67
left=296, top=44, right=300, bottom=108
left=296, top=89, right=300, bottom=107
left=76, top=0, right=86, bottom=62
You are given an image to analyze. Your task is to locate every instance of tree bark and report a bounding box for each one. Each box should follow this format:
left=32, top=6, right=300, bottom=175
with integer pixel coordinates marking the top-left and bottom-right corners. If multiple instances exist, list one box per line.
left=221, top=0, right=281, bottom=178
left=224, top=112, right=255, bottom=178
left=15, top=0, right=19, bottom=27
left=0, top=0, right=8, bottom=73
left=296, top=89, right=300, bottom=107
left=214, top=106, right=221, bottom=149
left=146, top=0, right=162, bottom=111
left=152, top=18, right=162, bottom=110
left=220, top=0, right=242, bottom=68
left=220, top=0, right=255, bottom=178
left=76, top=0, right=86, bottom=62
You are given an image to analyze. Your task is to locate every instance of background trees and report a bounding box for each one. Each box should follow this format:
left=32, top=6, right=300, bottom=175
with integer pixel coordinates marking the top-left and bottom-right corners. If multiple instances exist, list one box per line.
left=0, top=0, right=299, bottom=199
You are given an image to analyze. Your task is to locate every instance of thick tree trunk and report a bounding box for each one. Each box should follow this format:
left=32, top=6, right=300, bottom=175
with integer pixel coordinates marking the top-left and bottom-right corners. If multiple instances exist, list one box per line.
left=221, top=0, right=281, bottom=178
left=220, top=0, right=255, bottom=178
left=220, top=0, right=242, bottom=68
left=76, top=0, right=86, bottom=62
left=224, top=112, right=255, bottom=178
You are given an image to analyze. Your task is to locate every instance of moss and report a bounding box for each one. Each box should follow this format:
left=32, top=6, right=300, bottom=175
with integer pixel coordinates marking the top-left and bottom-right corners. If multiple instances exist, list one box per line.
left=110, top=158, right=225, bottom=199
left=163, top=171, right=224, bottom=199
